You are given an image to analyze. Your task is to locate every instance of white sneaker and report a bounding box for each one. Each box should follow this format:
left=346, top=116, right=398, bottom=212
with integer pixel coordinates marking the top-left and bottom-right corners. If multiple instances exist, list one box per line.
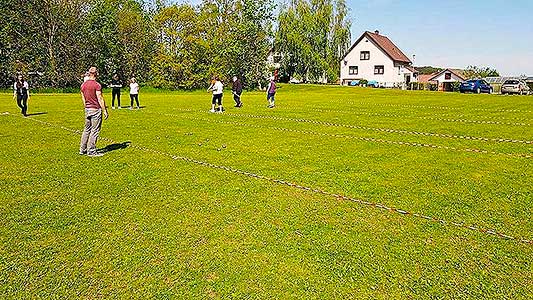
left=87, top=152, right=104, bottom=157
left=112, top=107, right=116, bottom=110
left=210, top=109, right=216, bottom=113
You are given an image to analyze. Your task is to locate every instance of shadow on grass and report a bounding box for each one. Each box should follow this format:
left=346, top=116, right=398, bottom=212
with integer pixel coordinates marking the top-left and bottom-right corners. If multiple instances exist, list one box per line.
left=121, top=106, right=146, bottom=109
left=26, top=112, right=48, bottom=116
left=99, top=141, right=131, bottom=154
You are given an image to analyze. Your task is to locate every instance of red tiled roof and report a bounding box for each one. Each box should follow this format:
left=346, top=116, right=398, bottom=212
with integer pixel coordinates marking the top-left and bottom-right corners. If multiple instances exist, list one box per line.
left=418, top=74, right=437, bottom=83
left=365, top=31, right=412, bottom=64
left=341, top=31, right=412, bottom=64
left=341, top=31, right=413, bottom=64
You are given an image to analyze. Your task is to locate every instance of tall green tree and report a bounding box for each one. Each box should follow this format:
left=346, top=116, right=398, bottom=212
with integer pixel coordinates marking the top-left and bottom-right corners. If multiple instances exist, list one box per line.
left=82, top=0, right=154, bottom=84
left=232, top=0, right=275, bottom=88
left=276, top=0, right=351, bottom=83
left=150, top=0, right=275, bottom=89
left=463, top=66, right=500, bottom=79
left=151, top=4, right=210, bottom=89
left=1, top=0, right=87, bottom=87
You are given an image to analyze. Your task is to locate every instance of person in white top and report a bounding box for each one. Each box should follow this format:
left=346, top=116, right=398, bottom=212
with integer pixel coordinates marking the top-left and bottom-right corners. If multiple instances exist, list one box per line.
left=129, top=77, right=140, bottom=109
left=13, top=74, right=30, bottom=116
left=207, top=76, right=224, bottom=113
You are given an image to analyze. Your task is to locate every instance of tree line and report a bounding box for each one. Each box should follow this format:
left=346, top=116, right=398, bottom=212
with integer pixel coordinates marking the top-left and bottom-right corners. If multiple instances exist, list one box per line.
left=0, top=0, right=352, bottom=90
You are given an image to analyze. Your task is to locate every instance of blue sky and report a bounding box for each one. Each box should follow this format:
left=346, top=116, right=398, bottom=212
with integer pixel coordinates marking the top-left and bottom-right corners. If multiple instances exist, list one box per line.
left=174, top=0, right=533, bottom=75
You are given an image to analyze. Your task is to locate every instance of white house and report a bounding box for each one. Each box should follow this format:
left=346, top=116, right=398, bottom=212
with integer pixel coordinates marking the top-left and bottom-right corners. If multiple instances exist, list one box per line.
left=340, top=31, right=417, bottom=88
left=267, top=49, right=282, bottom=70
left=428, top=69, right=465, bottom=91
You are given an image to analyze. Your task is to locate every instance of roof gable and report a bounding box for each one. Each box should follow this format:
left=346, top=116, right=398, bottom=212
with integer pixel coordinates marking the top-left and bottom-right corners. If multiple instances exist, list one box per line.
left=429, top=69, right=466, bottom=81
left=342, top=31, right=412, bottom=64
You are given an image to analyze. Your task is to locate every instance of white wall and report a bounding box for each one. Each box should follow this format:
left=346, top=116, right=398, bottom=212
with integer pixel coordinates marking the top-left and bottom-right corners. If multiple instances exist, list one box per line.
left=340, top=36, right=413, bottom=87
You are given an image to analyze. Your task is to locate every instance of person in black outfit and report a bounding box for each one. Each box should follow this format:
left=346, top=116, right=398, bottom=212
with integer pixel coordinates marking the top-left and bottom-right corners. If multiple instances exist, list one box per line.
left=110, top=74, right=122, bottom=109
left=231, top=76, right=243, bottom=108
left=13, top=75, right=30, bottom=116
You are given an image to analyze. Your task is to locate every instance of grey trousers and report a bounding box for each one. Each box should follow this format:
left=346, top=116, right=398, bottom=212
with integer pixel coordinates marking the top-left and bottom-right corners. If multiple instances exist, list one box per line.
left=80, top=108, right=102, bottom=154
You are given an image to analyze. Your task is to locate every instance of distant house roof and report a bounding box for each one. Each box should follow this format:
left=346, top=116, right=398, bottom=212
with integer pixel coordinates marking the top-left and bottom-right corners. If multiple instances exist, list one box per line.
left=342, top=31, right=412, bottom=64
left=418, top=74, right=437, bottom=83
left=429, top=69, right=466, bottom=82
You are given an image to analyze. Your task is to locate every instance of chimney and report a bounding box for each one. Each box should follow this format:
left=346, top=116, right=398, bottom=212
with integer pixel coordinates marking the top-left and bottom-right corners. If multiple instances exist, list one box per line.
left=374, top=30, right=380, bottom=35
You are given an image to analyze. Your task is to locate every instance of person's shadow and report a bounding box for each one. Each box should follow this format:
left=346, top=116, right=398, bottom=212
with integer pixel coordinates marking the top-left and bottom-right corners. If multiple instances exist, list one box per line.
left=99, top=142, right=131, bottom=154
left=26, top=112, right=48, bottom=116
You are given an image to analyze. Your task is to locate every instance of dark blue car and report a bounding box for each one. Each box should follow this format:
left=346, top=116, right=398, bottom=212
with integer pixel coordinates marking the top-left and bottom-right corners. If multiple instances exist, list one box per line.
left=460, top=79, right=493, bottom=94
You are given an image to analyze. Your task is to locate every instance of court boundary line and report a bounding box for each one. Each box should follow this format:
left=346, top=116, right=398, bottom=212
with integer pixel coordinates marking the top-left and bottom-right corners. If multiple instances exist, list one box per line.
left=166, top=108, right=533, bottom=145
left=156, top=112, right=532, bottom=159
left=301, top=107, right=532, bottom=125
left=8, top=112, right=532, bottom=246
left=271, top=107, right=530, bottom=126
left=248, top=103, right=533, bottom=122
left=347, top=101, right=533, bottom=114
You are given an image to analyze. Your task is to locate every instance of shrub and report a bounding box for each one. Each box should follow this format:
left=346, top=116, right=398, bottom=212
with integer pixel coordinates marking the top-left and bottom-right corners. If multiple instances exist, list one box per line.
left=425, top=83, right=438, bottom=91
left=451, top=82, right=461, bottom=92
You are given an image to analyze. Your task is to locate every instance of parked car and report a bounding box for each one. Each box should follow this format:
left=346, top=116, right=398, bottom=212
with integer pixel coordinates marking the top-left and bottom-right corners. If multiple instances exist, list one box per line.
left=367, top=80, right=379, bottom=88
left=459, top=79, right=493, bottom=94
left=501, top=79, right=530, bottom=95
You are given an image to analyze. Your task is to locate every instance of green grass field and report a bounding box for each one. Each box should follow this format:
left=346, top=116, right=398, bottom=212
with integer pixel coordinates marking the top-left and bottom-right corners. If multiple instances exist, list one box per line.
left=1, top=85, right=532, bottom=299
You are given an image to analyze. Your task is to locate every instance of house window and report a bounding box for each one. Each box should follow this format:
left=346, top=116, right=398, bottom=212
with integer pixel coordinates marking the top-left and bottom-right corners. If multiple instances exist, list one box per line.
left=349, top=66, right=358, bottom=75
left=360, top=51, right=370, bottom=60
left=445, top=72, right=452, bottom=80
left=374, top=65, right=385, bottom=75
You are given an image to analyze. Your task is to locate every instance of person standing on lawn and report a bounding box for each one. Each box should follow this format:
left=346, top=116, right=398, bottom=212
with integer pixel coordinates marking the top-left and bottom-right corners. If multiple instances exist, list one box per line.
left=208, top=76, right=224, bottom=113
left=110, top=74, right=122, bottom=109
left=13, top=74, right=30, bottom=116
left=231, top=76, right=243, bottom=108
left=129, top=77, right=140, bottom=109
left=266, top=76, right=277, bottom=108
left=80, top=67, right=108, bottom=157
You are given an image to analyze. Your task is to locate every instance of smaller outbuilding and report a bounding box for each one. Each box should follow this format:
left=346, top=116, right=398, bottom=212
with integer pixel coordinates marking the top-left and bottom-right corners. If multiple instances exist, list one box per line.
left=428, top=69, right=465, bottom=92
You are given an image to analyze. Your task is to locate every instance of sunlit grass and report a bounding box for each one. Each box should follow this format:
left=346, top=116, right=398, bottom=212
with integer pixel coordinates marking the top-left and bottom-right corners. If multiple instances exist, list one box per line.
left=1, top=85, right=532, bottom=299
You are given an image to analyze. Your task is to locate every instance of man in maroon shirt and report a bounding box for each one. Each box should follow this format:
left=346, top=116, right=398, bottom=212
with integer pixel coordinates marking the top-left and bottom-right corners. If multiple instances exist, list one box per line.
left=80, top=67, right=108, bottom=157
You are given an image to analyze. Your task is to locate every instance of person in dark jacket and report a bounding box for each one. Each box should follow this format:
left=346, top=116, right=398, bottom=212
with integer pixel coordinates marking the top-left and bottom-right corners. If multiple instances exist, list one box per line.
left=231, top=76, right=243, bottom=108
left=13, top=75, right=30, bottom=116
left=110, top=74, right=122, bottom=109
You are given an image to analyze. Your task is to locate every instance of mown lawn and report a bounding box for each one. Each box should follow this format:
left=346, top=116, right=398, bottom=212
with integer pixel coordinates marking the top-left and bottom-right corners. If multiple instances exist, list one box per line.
left=1, top=85, right=532, bottom=299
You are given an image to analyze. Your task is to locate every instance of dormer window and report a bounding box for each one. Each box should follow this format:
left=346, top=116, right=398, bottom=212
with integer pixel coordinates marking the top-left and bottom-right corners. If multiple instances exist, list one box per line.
left=360, top=51, right=370, bottom=60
